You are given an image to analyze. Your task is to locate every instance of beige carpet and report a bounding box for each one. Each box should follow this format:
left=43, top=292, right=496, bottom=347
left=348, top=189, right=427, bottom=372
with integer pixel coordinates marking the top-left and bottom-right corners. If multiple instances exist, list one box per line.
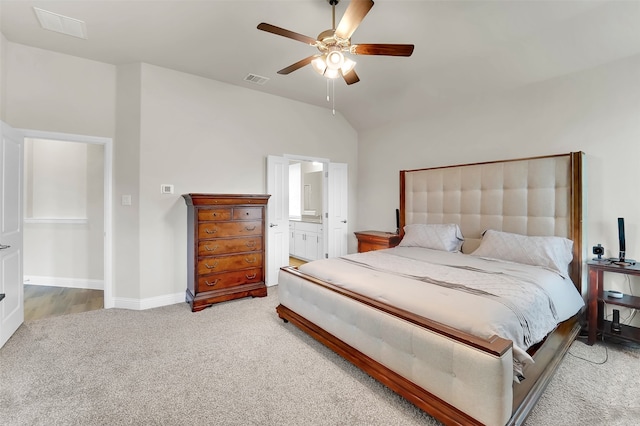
left=1, top=287, right=639, bottom=426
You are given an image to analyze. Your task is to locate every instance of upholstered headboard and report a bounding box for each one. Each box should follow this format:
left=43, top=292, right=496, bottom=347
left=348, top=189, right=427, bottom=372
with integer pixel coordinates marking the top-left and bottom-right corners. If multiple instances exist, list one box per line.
left=399, top=152, right=585, bottom=292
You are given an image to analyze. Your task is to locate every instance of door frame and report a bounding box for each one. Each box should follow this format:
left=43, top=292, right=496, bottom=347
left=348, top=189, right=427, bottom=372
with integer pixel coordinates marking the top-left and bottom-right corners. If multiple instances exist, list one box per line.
left=19, top=129, right=114, bottom=308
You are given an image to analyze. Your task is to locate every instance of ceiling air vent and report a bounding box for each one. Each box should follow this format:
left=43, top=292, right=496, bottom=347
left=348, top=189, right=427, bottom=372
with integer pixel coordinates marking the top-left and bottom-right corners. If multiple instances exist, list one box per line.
left=244, top=74, right=270, bottom=86
left=34, top=7, right=88, bottom=39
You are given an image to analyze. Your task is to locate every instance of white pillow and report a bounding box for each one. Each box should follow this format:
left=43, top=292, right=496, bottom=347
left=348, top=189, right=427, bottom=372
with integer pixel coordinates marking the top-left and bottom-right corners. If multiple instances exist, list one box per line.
left=470, top=229, right=573, bottom=276
left=399, top=223, right=464, bottom=252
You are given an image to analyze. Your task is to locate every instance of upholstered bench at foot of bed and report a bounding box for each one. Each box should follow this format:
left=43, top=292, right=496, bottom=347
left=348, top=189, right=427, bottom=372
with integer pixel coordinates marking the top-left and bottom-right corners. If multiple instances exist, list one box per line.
left=277, top=269, right=514, bottom=426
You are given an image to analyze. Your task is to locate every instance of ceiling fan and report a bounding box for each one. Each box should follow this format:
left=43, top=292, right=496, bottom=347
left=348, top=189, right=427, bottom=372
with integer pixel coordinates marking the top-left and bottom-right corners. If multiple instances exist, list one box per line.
left=257, top=0, right=414, bottom=85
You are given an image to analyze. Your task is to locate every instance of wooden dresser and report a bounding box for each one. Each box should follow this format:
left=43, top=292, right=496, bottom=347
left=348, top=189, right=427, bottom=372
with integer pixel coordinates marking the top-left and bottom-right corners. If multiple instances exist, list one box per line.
left=183, top=194, right=270, bottom=312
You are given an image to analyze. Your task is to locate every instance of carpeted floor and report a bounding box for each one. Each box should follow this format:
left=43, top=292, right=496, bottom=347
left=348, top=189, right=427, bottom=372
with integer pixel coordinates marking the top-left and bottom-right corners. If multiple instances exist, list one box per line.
left=1, top=287, right=639, bottom=426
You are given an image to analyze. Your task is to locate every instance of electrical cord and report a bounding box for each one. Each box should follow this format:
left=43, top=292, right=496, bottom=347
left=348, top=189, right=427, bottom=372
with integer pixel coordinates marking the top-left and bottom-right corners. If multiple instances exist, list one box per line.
left=572, top=335, right=609, bottom=364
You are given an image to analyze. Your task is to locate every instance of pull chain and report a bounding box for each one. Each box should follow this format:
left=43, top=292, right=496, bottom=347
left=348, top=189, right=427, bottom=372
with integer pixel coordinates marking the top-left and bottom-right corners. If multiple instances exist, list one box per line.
left=326, top=79, right=330, bottom=102
left=325, top=78, right=336, bottom=116
left=332, top=79, right=335, bottom=116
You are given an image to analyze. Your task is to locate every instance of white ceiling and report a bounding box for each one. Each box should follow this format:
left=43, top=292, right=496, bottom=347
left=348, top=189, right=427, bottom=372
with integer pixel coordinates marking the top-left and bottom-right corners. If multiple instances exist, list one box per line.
left=2, top=0, right=640, bottom=132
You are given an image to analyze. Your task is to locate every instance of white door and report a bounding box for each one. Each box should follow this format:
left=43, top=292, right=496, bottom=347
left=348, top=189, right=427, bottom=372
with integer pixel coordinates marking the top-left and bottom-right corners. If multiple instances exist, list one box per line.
left=266, top=155, right=289, bottom=286
left=1, top=122, right=24, bottom=349
left=327, top=162, right=348, bottom=258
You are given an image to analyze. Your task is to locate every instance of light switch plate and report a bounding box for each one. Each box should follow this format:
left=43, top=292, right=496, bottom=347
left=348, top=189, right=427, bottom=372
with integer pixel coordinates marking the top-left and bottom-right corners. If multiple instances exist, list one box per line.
left=121, top=195, right=132, bottom=206
left=161, top=184, right=174, bottom=194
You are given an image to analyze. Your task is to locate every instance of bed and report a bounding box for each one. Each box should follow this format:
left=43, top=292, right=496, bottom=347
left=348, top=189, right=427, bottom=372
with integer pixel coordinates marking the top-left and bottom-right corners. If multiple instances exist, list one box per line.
left=276, top=152, right=586, bottom=426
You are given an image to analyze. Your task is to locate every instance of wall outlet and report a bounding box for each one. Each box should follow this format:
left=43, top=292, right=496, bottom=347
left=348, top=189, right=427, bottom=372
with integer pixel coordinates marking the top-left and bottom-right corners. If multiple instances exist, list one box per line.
left=161, top=184, right=174, bottom=194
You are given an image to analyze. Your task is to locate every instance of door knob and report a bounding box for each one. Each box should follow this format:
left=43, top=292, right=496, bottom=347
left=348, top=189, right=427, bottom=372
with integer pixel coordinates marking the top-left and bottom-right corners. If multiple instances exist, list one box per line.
left=269, top=223, right=278, bottom=227
left=341, top=220, right=347, bottom=224
left=0, top=244, right=10, bottom=250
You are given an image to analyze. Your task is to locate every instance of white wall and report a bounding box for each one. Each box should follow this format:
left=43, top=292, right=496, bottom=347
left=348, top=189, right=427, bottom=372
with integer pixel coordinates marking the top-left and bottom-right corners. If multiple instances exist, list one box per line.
left=114, top=63, right=142, bottom=299
left=357, top=53, right=640, bottom=301
left=4, top=43, right=116, bottom=137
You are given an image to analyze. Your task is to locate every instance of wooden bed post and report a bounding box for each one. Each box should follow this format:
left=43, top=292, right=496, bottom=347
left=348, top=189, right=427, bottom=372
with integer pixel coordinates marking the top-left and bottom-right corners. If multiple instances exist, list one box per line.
left=570, top=151, right=585, bottom=295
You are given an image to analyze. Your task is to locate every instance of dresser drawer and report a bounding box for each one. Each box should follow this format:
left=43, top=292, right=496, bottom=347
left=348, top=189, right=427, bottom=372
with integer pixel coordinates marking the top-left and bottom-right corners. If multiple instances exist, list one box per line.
left=233, top=207, right=263, bottom=221
left=198, top=208, right=232, bottom=222
left=198, top=237, right=262, bottom=256
left=198, top=221, right=263, bottom=239
left=197, top=268, right=262, bottom=293
left=197, top=252, right=263, bottom=275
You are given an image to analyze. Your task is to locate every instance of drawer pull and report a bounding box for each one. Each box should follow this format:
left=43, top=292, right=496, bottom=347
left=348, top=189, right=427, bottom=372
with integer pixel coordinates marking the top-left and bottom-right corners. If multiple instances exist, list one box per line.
left=204, top=245, right=219, bottom=252
left=204, top=260, right=219, bottom=269
left=245, top=241, right=256, bottom=248
left=205, top=279, right=220, bottom=287
left=245, top=256, right=257, bottom=264
left=245, top=225, right=256, bottom=231
left=245, top=273, right=257, bottom=279
left=205, top=228, right=218, bottom=234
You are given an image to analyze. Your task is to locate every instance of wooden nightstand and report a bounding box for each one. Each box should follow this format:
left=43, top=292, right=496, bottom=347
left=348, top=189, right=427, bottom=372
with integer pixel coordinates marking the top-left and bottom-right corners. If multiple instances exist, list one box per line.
left=587, top=260, right=640, bottom=345
left=354, top=230, right=401, bottom=253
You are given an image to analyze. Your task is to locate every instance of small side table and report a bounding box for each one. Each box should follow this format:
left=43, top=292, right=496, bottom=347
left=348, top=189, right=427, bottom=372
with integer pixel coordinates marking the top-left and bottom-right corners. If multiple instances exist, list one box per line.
left=587, top=260, right=640, bottom=345
left=354, top=230, right=401, bottom=253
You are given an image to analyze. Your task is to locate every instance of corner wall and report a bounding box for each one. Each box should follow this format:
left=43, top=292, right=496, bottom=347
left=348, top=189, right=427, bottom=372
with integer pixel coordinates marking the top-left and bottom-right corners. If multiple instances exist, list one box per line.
left=136, top=63, right=358, bottom=299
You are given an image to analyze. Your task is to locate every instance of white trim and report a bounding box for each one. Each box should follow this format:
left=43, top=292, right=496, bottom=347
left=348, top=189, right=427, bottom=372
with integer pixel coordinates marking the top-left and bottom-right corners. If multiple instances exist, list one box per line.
left=113, top=293, right=185, bottom=311
left=24, top=275, right=104, bottom=290
left=284, top=153, right=330, bottom=163
left=19, top=129, right=114, bottom=309
left=24, top=217, right=88, bottom=225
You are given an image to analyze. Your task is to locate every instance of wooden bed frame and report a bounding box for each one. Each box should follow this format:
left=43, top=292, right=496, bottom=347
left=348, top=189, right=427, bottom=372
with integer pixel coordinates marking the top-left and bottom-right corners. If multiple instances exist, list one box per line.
left=276, top=152, right=585, bottom=425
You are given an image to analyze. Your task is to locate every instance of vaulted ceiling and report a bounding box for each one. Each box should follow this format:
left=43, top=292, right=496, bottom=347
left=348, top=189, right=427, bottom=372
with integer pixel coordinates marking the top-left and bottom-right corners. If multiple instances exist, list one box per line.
left=2, top=0, right=640, bottom=132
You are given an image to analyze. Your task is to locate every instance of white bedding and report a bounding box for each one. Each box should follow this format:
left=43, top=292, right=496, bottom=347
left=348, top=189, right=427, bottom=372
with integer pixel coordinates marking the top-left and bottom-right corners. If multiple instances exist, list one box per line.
left=297, top=246, right=585, bottom=378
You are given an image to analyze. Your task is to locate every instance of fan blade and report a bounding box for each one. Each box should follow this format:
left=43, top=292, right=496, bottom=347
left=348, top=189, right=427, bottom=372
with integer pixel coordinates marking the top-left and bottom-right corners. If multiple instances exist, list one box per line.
left=277, top=56, right=316, bottom=75
left=351, top=44, right=414, bottom=57
left=341, top=69, right=360, bottom=85
left=335, top=0, right=374, bottom=40
left=257, top=23, right=317, bottom=45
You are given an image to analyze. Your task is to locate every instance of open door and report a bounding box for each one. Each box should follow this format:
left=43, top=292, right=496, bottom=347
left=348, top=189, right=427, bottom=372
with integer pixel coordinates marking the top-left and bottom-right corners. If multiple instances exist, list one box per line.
left=1, top=121, right=24, bottom=349
left=327, top=162, right=348, bottom=258
left=266, top=155, right=289, bottom=285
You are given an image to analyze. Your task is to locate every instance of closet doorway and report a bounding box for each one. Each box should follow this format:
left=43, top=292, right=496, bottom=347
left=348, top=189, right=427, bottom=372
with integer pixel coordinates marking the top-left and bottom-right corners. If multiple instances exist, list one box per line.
left=21, top=130, right=113, bottom=320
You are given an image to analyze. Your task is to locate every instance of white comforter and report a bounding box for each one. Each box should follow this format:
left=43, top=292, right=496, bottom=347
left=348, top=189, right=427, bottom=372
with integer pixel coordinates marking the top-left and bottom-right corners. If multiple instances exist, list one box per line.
left=298, top=246, right=585, bottom=376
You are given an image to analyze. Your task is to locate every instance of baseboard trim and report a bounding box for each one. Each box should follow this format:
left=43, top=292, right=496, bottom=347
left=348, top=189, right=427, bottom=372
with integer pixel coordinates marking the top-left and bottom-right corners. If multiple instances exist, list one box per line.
left=113, top=292, right=185, bottom=310
left=24, top=275, right=104, bottom=291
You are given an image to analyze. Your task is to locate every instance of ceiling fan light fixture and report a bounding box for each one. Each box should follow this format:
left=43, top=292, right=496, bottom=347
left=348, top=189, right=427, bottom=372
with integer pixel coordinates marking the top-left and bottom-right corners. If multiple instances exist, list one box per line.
left=325, top=50, right=344, bottom=70
left=324, top=68, right=341, bottom=79
left=340, top=57, right=356, bottom=75
left=258, top=0, right=413, bottom=86
left=312, top=55, right=341, bottom=79
left=311, top=56, right=327, bottom=75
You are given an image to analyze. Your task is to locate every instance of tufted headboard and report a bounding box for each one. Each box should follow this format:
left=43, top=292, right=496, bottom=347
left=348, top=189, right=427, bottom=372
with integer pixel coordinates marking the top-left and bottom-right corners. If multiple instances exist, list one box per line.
left=399, top=152, right=585, bottom=293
